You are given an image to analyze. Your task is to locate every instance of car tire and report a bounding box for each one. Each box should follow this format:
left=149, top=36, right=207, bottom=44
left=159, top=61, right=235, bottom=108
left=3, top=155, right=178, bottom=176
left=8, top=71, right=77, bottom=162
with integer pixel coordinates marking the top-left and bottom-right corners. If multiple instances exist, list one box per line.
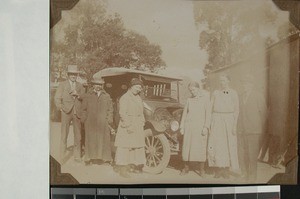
left=143, top=129, right=171, bottom=174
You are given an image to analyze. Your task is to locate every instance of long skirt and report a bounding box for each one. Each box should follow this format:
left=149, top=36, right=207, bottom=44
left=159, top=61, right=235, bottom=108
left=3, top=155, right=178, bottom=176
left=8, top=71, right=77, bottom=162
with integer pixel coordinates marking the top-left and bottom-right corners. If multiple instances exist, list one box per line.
left=182, top=123, right=207, bottom=162
left=115, top=147, right=146, bottom=165
left=207, top=113, right=239, bottom=172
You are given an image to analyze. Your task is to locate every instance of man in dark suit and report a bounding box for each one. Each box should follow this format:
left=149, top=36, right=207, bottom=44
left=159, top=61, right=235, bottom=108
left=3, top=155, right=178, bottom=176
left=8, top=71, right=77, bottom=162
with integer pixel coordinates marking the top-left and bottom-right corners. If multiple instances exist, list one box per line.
left=54, top=65, right=85, bottom=163
left=238, top=74, right=268, bottom=182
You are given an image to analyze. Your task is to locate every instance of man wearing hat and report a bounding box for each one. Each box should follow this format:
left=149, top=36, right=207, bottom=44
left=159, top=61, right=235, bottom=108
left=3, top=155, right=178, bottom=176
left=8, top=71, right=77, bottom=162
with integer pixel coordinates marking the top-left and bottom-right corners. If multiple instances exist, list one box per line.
left=114, top=78, right=146, bottom=178
left=54, top=65, right=85, bottom=163
left=80, top=77, right=114, bottom=165
left=237, top=74, right=268, bottom=182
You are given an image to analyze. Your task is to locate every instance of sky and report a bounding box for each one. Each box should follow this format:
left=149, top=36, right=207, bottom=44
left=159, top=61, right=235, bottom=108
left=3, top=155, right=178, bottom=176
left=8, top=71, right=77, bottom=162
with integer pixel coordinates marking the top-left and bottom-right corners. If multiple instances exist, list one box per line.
left=106, top=0, right=208, bottom=80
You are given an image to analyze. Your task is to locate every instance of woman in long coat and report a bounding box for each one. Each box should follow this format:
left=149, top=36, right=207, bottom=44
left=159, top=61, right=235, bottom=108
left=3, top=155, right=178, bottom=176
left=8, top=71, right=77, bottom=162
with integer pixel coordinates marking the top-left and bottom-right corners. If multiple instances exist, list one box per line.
left=114, top=78, right=145, bottom=178
left=180, top=81, right=211, bottom=176
left=207, top=74, right=240, bottom=178
left=81, top=78, right=114, bottom=165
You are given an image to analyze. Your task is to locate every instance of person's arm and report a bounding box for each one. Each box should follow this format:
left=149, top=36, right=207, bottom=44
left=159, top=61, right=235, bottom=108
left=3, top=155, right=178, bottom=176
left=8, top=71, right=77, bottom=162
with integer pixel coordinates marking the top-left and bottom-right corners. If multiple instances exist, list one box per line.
left=80, top=94, right=88, bottom=122
left=140, top=100, right=146, bottom=125
left=179, top=99, right=188, bottom=135
left=106, top=96, right=114, bottom=126
left=208, top=91, right=216, bottom=133
left=76, top=83, right=85, bottom=101
left=54, top=83, right=64, bottom=111
left=204, top=93, right=212, bottom=130
left=232, top=90, right=239, bottom=135
left=119, top=95, right=130, bottom=128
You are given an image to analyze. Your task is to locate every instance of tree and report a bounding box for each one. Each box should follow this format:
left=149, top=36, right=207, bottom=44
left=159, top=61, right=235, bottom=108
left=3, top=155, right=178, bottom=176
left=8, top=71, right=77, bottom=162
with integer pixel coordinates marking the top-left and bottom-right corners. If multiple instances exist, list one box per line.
left=193, top=1, right=278, bottom=75
left=51, top=0, right=165, bottom=81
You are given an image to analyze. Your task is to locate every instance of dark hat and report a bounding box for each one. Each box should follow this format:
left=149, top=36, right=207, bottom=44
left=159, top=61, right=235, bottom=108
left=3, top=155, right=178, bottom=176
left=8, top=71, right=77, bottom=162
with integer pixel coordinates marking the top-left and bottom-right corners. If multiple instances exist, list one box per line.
left=91, top=77, right=105, bottom=85
left=66, top=65, right=80, bottom=74
left=130, top=78, right=143, bottom=87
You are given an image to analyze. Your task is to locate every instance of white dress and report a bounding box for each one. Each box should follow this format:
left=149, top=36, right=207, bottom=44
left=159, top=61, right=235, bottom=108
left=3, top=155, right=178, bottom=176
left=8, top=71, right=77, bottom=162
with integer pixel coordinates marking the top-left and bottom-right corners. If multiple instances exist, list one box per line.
left=207, top=89, right=240, bottom=171
left=180, top=91, right=211, bottom=162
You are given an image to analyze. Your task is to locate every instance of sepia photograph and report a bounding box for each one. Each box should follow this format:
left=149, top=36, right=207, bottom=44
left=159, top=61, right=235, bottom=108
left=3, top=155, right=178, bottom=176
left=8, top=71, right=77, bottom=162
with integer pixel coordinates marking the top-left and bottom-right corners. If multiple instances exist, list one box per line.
left=50, top=0, right=299, bottom=185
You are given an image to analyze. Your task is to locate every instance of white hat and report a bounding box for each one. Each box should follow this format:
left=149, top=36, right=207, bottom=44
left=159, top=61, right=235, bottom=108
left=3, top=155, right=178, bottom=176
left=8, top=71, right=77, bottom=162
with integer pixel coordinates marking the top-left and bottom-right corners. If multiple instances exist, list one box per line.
left=66, top=65, right=80, bottom=74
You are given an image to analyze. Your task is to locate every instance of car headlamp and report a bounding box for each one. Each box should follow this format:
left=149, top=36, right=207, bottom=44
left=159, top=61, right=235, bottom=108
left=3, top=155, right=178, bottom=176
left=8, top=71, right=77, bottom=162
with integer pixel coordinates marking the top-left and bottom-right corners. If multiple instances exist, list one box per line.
left=170, top=120, right=179, bottom=132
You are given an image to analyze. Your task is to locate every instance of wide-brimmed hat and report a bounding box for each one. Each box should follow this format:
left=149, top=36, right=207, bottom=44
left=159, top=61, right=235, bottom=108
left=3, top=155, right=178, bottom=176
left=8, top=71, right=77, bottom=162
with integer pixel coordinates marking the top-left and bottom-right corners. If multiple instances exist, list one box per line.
left=91, top=77, right=105, bottom=85
left=130, top=78, right=143, bottom=87
left=66, top=65, right=80, bottom=74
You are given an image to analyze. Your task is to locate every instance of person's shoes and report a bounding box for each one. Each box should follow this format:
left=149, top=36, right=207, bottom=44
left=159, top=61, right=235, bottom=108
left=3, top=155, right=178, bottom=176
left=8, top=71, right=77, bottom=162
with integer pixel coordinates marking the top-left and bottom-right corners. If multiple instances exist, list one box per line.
left=222, top=169, right=230, bottom=179
left=214, top=170, right=222, bottom=178
left=73, top=158, right=82, bottom=166
left=180, top=165, right=189, bottom=176
left=94, top=159, right=104, bottom=165
left=180, top=166, right=189, bottom=175
left=119, top=166, right=131, bottom=178
left=133, top=164, right=144, bottom=174
left=103, top=160, right=113, bottom=166
left=271, top=163, right=282, bottom=169
left=180, top=170, right=188, bottom=175
left=84, top=160, right=92, bottom=166
left=128, top=164, right=136, bottom=173
left=199, top=169, right=207, bottom=178
left=113, top=165, right=121, bottom=173
left=257, top=158, right=264, bottom=163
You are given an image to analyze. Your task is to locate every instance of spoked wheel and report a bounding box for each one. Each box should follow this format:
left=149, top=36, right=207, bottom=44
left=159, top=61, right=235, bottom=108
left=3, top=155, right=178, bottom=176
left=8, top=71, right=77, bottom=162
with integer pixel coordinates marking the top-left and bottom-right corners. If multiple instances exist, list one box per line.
left=143, top=129, right=171, bottom=174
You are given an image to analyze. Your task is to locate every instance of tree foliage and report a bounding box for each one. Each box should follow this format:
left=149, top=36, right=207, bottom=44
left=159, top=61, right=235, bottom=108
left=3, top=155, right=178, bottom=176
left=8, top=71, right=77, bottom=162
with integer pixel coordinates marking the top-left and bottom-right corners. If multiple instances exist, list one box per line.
left=193, top=1, right=278, bottom=74
left=51, top=0, right=165, bottom=81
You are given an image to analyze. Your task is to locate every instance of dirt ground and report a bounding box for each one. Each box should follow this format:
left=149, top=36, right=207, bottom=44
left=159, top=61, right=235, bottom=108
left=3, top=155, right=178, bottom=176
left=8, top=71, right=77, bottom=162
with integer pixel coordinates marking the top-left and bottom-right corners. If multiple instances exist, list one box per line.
left=50, top=122, right=285, bottom=185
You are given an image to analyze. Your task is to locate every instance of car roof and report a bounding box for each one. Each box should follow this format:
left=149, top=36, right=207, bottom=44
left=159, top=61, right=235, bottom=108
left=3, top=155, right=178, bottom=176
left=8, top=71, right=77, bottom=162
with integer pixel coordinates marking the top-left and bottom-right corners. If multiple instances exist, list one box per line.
left=93, top=67, right=182, bottom=81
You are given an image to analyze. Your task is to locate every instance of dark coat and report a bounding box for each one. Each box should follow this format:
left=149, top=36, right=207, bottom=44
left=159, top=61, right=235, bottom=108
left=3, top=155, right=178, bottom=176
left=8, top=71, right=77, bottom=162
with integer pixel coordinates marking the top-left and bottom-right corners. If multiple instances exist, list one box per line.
left=81, top=90, right=114, bottom=161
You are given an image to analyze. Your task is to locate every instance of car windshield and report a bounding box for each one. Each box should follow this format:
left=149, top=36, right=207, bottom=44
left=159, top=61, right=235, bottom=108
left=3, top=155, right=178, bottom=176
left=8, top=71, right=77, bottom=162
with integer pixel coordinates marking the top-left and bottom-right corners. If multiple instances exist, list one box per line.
left=102, top=73, right=180, bottom=103
left=141, top=76, right=179, bottom=102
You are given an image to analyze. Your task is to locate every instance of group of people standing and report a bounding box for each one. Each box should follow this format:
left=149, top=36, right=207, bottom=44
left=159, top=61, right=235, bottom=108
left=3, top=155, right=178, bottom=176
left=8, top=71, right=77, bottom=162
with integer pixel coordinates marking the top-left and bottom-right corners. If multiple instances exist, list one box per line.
left=54, top=65, right=146, bottom=178
left=54, top=65, right=267, bottom=181
left=180, top=74, right=267, bottom=182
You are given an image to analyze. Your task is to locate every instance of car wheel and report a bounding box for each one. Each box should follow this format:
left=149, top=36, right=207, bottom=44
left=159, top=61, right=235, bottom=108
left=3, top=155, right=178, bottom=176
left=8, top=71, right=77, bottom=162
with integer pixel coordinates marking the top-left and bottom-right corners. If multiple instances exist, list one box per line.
left=143, top=129, right=171, bottom=174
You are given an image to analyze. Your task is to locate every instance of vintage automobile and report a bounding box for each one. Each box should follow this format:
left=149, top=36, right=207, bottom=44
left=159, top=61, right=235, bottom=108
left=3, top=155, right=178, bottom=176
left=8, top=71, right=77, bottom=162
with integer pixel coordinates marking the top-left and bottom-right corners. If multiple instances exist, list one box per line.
left=93, top=67, right=184, bottom=174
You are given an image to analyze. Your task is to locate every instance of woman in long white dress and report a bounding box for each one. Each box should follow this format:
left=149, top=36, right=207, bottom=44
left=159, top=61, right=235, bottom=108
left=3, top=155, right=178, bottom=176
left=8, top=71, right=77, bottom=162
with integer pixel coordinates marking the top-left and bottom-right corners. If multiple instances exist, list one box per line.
left=207, top=74, right=240, bottom=178
left=180, top=81, right=211, bottom=176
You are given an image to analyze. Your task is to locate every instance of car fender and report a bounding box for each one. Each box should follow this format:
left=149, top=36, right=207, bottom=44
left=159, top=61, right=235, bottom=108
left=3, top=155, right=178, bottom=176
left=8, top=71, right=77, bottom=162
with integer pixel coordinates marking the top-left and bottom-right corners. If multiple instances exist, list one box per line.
left=144, top=120, right=166, bottom=136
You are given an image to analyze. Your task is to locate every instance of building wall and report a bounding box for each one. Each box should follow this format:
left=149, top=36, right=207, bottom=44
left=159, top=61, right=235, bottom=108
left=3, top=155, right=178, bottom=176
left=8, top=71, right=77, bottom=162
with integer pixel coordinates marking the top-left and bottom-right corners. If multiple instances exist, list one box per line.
left=208, top=34, right=299, bottom=159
